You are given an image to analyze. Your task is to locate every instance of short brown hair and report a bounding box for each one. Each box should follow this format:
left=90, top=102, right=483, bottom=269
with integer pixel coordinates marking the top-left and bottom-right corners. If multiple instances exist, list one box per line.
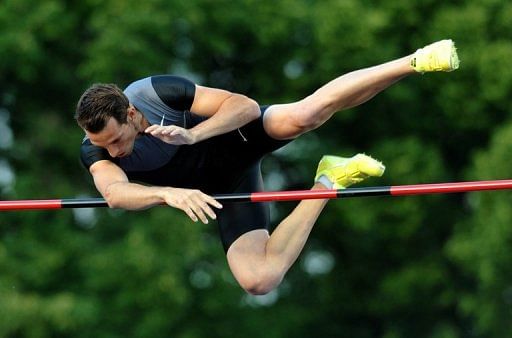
left=75, top=83, right=129, bottom=132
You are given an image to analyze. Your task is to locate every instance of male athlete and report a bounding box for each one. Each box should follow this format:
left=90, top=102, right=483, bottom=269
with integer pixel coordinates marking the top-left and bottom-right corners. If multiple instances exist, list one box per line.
left=76, top=40, right=459, bottom=295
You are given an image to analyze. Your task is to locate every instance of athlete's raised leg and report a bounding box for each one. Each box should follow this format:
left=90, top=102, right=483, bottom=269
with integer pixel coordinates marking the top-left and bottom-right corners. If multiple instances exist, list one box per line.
left=263, top=39, right=459, bottom=140
left=226, top=154, right=385, bottom=295
left=226, top=184, right=327, bottom=295
left=225, top=40, right=459, bottom=294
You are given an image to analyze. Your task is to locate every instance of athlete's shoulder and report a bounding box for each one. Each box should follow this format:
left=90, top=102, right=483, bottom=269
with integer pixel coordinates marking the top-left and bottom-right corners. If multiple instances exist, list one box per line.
left=123, top=74, right=196, bottom=112
left=149, top=75, right=196, bottom=111
left=123, top=76, right=152, bottom=96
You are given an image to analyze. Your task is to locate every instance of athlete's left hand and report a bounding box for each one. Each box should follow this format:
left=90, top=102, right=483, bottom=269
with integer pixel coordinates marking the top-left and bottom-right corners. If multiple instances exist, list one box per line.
left=145, top=124, right=197, bottom=145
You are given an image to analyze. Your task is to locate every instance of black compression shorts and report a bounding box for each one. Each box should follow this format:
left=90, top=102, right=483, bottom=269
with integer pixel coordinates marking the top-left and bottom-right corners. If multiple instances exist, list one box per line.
left=125, top=106, right=292, bottom=252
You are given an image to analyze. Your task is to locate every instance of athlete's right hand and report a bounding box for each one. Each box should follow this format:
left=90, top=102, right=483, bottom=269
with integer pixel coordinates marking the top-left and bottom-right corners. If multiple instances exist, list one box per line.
left=145, top=124, right=198, bottom=145
left=161, top=187, right=223, bottom=224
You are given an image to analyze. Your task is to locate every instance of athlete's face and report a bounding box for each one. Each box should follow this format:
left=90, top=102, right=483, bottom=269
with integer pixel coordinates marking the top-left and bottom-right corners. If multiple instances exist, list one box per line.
left=87, top=117, right=139, bottom=158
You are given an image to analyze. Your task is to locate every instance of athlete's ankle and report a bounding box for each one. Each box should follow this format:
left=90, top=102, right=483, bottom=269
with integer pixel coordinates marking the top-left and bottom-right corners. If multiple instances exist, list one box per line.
left=313, top=181, right=331, bottom=190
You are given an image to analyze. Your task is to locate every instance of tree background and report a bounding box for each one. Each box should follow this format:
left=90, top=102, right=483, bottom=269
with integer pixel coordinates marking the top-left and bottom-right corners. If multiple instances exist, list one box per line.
left=1, top=0, right=512, bottom=337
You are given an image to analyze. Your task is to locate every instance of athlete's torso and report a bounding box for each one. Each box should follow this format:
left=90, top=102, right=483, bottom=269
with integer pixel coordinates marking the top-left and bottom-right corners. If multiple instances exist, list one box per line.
left=80, top=75, right=284, bottom=192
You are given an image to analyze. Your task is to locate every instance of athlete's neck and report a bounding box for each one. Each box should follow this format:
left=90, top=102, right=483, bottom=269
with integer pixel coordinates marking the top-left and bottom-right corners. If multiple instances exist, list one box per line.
left=135, top=110, right=150, bottom=132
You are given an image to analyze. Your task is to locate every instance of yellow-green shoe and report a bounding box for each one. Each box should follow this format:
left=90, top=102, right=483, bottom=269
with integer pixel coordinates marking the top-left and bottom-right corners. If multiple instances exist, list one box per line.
left=411, top=39, right=460, bottom=73
left=315, top=154, right=385, bottom=189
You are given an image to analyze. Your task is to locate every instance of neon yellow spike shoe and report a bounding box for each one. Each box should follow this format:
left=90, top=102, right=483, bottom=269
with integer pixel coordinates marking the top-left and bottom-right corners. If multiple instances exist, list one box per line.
left=315, top=154, right=385, bottom=189
left=411, top=39, right=460, bottom=73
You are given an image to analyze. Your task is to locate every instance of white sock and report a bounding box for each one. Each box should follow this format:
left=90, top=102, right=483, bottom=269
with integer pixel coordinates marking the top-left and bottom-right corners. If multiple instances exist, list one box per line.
left=316, top=175, right=334, bottom=189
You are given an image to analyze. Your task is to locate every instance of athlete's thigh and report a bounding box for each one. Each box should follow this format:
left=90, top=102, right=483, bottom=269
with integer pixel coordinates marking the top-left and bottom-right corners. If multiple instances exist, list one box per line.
left=215, top=161, right=270, bottom=252
left=226, top=228, right=270, bottom=288
left=262, top=101, right=310, bottom=140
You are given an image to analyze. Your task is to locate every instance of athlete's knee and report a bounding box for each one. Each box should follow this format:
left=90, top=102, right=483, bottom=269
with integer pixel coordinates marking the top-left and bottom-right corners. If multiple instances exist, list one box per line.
left=291, top=98, right=333, bottom=131
left=237, top=269, right=284, bottom=295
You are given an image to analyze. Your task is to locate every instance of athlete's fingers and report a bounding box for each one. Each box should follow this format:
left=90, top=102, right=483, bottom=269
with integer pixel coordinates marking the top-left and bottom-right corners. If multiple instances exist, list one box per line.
left=192, top=197, right=217, bottom=221
left=183, top=207, right=199, bottom=222
left=203, top=207, right=216, bottom=221
left=184, top=197, right=211, bottom=224
left=145, top=125, right=177, bottom=135
left=144, top=124, right=161, bottom=133
left=203, top=195, right=223, bottom=210
left=168, top=127, right=184, bottom=135
left=192, top=205, right=209, bottom=224
left=152, top=126, right=171, bottom=135
left=187, top=193, right=221, bottom=223
left=164, top=188, right=221, bottom=223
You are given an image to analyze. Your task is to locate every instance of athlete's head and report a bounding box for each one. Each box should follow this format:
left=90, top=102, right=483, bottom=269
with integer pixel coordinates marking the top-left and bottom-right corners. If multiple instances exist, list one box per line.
left=75, top=84, right=143, bottom=158
left=75, top=83, right=129, bottom=132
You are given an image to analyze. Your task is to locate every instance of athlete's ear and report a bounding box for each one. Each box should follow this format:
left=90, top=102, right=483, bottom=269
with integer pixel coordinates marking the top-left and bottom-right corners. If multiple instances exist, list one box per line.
left=127, top=104, right=136, bottom=121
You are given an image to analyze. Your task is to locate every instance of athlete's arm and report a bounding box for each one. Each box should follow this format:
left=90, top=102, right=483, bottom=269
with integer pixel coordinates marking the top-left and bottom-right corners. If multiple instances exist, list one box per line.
left=189, top=85, right=260, bottom=139
left=145, top=85, right=260, bottom=145
left=89, top=160, right=222, bottom=223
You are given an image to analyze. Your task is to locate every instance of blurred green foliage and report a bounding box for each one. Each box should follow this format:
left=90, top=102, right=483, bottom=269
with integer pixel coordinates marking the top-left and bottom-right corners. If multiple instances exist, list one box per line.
left=1, top=0, right=512, bottom=337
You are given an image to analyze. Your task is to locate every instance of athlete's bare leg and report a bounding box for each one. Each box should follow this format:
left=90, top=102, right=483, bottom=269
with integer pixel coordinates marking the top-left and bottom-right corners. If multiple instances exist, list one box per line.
left=226, top=41, right=459, bottom=294
left=263, top=56, right=414, bottom=140
left=227, top=57, right=413, bottom=294
left=226, top=183, right=328, bottom=295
